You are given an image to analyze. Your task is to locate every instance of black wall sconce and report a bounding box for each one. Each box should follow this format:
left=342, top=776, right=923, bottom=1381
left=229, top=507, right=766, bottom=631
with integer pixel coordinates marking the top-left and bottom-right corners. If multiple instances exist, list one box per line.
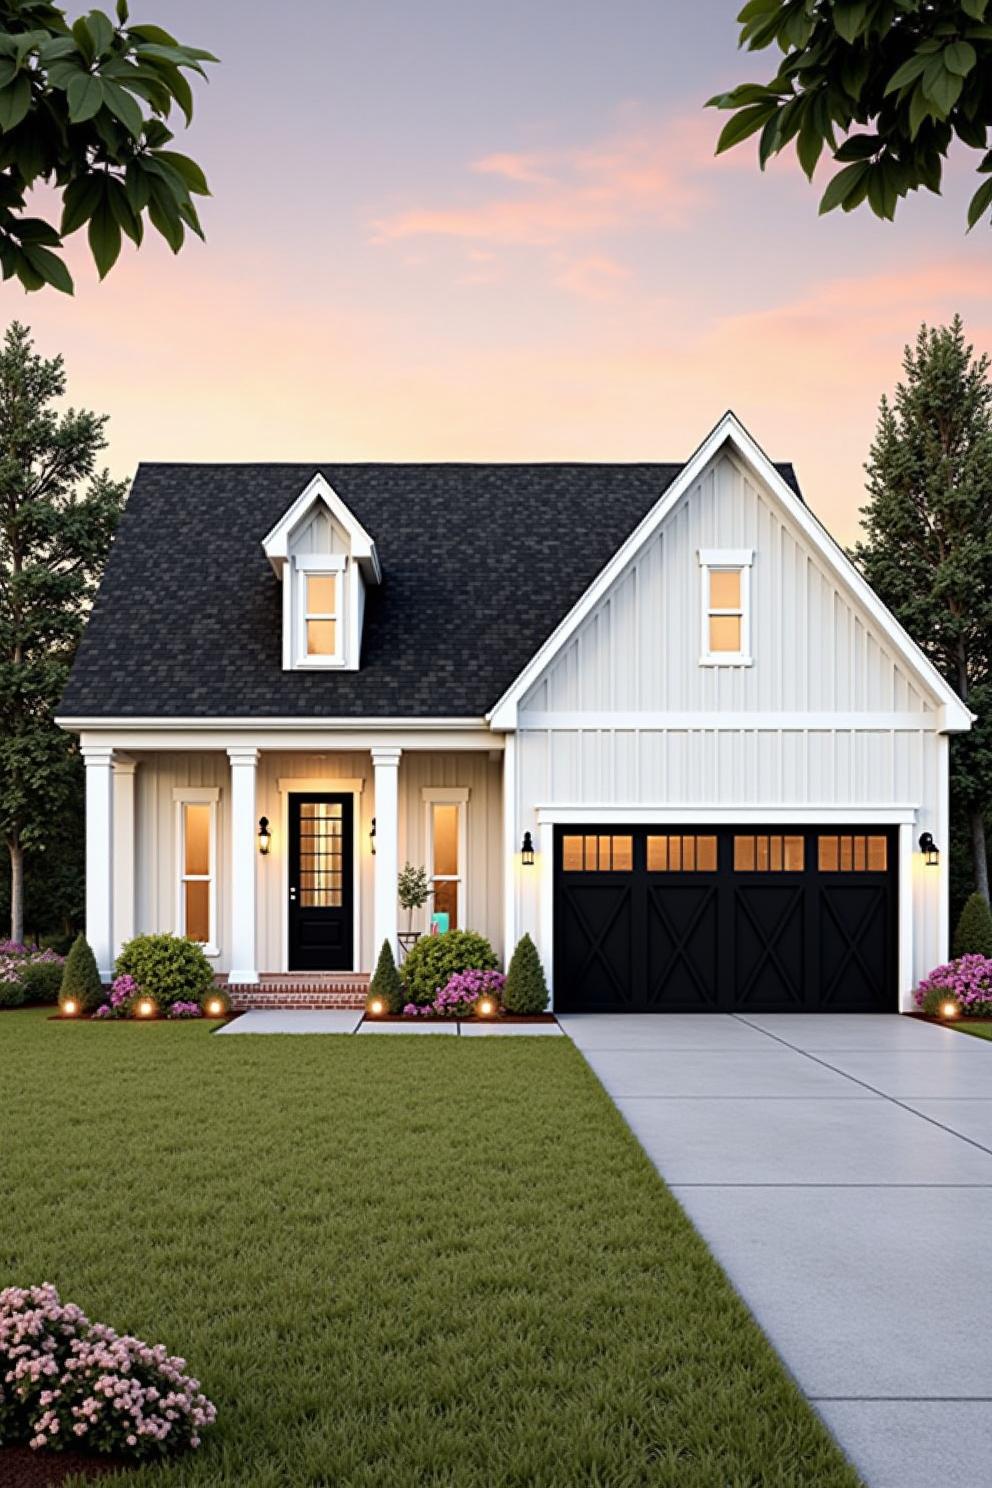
left=257, top=816, right=271, bottom=855
left=370, top=817, right=376, bottom=855
left=521, top=831, right=535, bottom=866
left=919, top=831, right=939, bottom=867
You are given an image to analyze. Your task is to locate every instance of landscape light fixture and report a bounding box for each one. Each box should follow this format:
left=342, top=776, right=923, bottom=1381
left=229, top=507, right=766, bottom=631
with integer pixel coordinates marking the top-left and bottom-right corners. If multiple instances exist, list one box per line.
left=918, top=832, right=939, bottom=867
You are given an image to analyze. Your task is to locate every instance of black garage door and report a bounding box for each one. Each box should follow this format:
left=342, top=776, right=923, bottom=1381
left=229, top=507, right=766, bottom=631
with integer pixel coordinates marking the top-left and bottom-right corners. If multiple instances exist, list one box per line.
left=553, top=826, right=897, bottom=1013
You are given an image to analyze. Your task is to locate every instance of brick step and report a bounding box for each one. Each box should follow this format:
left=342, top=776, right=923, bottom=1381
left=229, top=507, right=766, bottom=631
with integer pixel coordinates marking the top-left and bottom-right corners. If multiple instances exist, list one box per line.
left=229, top=989, right=367, bottom=1010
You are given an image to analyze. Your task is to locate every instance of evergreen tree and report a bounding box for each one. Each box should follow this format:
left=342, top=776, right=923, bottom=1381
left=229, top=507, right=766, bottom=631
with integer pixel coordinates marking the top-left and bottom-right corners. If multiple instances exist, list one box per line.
left=0, top=323, right=126, bottom=942
left=503, top=933, right=549, bottom=1015
left=851, top=318, right=992, bottom=902
left=369, top=938, right=404, bottom=1014
left=953, top=892, right=992, bottom=959
left=60, top=931, right=103, bottom=1011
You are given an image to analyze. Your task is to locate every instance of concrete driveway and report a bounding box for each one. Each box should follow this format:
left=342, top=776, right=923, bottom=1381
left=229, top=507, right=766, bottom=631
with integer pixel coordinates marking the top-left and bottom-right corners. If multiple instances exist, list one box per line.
left=560, top=1013, right=992, bottom=1488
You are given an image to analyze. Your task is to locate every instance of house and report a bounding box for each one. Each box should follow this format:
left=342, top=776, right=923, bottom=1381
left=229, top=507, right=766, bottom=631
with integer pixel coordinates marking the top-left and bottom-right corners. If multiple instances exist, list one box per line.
left=57, top=413, right=971, bottom=1013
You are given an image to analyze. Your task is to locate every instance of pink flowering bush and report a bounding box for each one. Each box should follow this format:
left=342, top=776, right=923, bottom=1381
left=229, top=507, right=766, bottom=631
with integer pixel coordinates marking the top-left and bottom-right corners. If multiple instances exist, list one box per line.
left=167, top=1000, right=202, bottom=1019
left=0, top=1283, right=216, bottom=1461
left=0, top=944, right=64, bottom=1008
left=915, top=955, right=992, bottom=1017
left=403, top=968, right=506, bottom=1018
left=93, top=974, right=140, bottom=1020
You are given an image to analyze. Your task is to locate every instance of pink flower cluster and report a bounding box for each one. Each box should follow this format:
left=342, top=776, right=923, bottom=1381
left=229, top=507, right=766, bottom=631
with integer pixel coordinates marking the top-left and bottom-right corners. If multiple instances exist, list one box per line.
left=167, top=1001, right=202, bottom=1019
left=93, top=974, right=140, bottom=1020
left=0, top=1283, right=216, bottom=1461
left=0, top=944, right=63, bottom=984
left=403, top=968, right=506, bottom=1019
left=915, top=955, right=992, bottom=1015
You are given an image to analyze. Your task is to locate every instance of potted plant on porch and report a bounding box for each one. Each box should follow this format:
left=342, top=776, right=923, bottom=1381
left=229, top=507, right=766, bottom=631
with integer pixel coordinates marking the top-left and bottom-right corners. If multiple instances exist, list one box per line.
left=397, top=863, right=431, bottom=962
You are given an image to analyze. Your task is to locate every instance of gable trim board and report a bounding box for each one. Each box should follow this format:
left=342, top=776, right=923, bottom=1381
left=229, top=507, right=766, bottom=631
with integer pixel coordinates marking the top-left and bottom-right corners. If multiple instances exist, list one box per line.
left=488, top=412, right=971, bottom=734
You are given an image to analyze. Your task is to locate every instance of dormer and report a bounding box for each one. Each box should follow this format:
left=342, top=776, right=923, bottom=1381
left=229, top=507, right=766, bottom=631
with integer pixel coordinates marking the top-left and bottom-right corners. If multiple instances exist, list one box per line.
left=262, top=473, right=381, bottom=672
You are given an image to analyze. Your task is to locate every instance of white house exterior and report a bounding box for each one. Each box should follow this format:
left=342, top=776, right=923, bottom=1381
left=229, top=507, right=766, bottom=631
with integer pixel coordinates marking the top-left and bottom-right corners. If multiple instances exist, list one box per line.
left=58, top=414, right=970, bottom=1013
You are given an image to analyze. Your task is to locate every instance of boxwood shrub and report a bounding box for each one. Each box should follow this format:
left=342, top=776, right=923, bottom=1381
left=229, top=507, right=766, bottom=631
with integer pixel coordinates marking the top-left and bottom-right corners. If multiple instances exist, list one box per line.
left=115, top=934, right=215, bottom=1013
left=60, top=934, right=104, bottom=1013
left=401, top=929, right=498, bottom=1006
left=16, top=957, right=64, bottom=1006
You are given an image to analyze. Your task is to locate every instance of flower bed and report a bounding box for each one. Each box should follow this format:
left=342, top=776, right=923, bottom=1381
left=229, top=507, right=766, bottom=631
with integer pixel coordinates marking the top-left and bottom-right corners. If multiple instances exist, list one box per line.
left=0, top=1284, right=216, bottom=1466
left=914, top=954, right=992, bottom=1018
left=402, top=968, right=506, bottom=1019
left=0, top=943, right=65, bottom=1009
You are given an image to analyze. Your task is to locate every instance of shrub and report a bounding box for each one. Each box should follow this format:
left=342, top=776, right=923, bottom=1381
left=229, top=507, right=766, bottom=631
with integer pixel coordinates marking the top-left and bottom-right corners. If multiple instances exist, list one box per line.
left=40, top=930, right=76, bottom=957
left=0, top=1282, right=216, bottom=1460
left=0, top=976, right=26, bottom=1008
left=401, top=929, right=498, bottom=1006
left=953, top=893, right=992, bottom=959
left=115, top=934, right=214, bottom=1013
left=503, top=933, right=550, bottom=1015
left=920, top=986, right=961, bottom=1017
left=60, top=935, right=104, bottom=1014
left=369, top=939, right=404, bottom=1014
left=915, top=955, right=992, bottom=1017
left=16, top=955, right=64, bottom=1006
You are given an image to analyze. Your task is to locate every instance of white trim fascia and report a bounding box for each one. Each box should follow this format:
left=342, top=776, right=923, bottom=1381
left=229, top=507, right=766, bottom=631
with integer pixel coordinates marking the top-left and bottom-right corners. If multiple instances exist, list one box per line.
left=486, top=411, right=973, bottom=733
left=262, top=472, right=382, bottom=583
left=69, top=726, right=500, bottom=754
left=171, top=785, right=221, bottom=802
left=699, top=547, right=754, bottom=567
left=62, top=716, right=492, bottom=731
left=898, top=821, right=914, bottom=1010
left=278, top=777, right=364, bottom=975
left=517, top=711, right=943, bottom=732
left=501, top=731, right=517, bottom=959
left=535, top=803, right=919, bottom=826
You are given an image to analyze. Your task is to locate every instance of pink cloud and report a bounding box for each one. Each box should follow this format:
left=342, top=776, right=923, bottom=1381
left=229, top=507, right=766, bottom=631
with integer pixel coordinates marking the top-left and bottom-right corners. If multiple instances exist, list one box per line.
left=551, top=254, right=631, bottom=302
left=472, top=152, right=553, bottom=185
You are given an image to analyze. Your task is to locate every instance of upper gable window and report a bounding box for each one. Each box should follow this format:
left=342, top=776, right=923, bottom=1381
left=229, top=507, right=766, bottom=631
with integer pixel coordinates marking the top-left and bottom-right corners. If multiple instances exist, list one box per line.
left=699, top=548, right=753, bottom=667
left=305, top=572, right=339, bottom=660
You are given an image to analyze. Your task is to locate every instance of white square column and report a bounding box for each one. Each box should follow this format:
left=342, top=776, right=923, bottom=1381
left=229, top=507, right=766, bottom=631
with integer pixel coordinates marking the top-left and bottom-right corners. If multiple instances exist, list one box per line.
left=112, top=756, right=137, bottom=959
left=82, top=744, right=115, bottom=979
left=228, top=746, right=260, bottom=984
left=372, top=746, right=401, bottom=959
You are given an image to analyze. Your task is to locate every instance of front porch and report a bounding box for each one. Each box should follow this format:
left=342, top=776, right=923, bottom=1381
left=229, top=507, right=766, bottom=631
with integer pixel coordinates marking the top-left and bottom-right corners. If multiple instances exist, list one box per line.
left=78, top=728, right=507, bottom=985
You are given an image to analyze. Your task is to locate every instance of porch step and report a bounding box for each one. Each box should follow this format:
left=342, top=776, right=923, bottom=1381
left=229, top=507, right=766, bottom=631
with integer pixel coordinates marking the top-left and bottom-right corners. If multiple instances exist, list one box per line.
left=220, top=974, right=369, bottom=1012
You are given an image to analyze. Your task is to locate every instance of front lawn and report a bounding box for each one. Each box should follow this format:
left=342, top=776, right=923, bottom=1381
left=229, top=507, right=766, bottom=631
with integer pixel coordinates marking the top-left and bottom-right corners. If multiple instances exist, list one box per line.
left=0, top=1011, right=860, bottom=1486
left=952, top=1019, right=992, bottom=1041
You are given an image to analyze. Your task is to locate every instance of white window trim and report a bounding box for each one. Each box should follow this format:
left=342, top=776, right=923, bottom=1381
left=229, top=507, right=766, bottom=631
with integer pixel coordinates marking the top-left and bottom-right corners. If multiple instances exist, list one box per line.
left=698, top=547, right=753, bottom=667
left=276, top=777, right=365, bottom=974
left=172, top=786, right=220, bottom=957
left=294, top=553, right=347, bottom=669
left=421, top=786, right=469, bottom=932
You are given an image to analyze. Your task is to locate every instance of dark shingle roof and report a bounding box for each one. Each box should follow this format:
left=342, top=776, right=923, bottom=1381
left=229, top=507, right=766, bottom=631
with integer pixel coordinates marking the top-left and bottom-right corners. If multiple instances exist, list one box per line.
left=60, top=460, right=802, bottom=719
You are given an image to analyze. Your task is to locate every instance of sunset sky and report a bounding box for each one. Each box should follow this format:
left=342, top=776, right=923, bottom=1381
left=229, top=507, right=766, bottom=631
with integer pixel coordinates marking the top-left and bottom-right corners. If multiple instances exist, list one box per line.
left=18, top=0, right=992, bottom=542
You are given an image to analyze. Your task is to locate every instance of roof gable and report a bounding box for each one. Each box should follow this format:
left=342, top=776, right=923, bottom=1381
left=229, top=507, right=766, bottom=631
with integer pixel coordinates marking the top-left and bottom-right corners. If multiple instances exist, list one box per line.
left=488, top=413, right=971, bottom=732
left=262, top=472, right=382, bottom=582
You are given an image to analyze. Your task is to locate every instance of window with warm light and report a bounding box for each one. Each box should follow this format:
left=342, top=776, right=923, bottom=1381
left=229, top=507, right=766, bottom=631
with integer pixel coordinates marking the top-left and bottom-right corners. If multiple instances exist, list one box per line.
left=818, top=835, right=888, bottom=872
left=174, top=789, right=219, bottom=953
left=562, top=835, right=634, bottom=872
left=646, top=835, right=717, bottom=872
left=427, top=796, right=466, bottom=928
left=305, top=572, right=338, bottom=659
left=699, top=548, right=753, bottom=665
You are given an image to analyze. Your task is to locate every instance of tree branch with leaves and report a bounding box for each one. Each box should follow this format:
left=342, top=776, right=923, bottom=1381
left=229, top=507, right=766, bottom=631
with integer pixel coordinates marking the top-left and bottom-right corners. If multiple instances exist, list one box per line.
left=0, top=0, right=216, bottom=294
left=709, top=0, right=992, bottom=229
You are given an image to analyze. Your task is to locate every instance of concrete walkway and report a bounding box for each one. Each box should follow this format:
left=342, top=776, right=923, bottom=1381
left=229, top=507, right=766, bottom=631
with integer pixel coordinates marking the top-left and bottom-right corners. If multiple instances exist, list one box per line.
left=559, top=1013, right=992, bottom=1488
left=218, top=1010, right=563, bottom=1036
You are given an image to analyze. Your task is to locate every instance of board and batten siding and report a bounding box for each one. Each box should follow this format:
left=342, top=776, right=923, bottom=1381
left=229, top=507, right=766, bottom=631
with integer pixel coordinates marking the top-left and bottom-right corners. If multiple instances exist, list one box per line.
left=131, top=749, right=502, bottom=973
left=510, top=450, right=950, bottom=1004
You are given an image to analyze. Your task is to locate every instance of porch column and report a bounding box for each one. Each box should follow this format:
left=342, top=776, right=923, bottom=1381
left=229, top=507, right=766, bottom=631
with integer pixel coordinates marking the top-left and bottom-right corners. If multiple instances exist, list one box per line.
left=112, top=756, right=137, bottom=959
left=82, top=744, right=114, bottom=980
left=372, top=746, right=401, bottom=959
left=228, top=746, right=259, bottom=984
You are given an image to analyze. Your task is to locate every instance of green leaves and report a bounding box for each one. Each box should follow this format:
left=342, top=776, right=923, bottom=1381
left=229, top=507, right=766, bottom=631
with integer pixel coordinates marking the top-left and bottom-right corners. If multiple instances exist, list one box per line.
left=711, top=0, right=992, bottom=230
left=967, top=177, right=992, bottom=228
left=0, top=75, right=31, bottom=132
left=66, top=72, right=103, bottom=121
left=86, top=192, right=120, bottom=278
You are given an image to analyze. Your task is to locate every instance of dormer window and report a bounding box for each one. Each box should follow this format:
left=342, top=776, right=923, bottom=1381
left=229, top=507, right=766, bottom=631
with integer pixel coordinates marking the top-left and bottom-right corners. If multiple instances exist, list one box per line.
left=262, top=473, right=381, bottom=674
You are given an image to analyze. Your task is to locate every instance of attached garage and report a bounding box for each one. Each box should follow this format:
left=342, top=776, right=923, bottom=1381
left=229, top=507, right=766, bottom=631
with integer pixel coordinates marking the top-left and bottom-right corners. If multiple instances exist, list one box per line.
left=553, top=826, right=898, bottom=1013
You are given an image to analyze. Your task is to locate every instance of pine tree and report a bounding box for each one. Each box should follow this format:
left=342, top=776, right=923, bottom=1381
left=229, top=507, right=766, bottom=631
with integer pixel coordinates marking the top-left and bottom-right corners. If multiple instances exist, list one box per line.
left=60, top=933, right=104, bottom=1013
left=369, top=938, right=404, bottom=1014
left=503, top=933, right=549, bottom=1015
left=0, top=323, right=126, bottom=942
left=953, top=893, right=992, bottom=959
left=851, top=318, right=992, bottom=903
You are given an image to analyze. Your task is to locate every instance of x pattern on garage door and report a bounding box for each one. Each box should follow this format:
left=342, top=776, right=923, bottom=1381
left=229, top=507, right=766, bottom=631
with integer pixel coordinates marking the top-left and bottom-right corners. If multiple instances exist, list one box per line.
left=554, top=827, right=896, bottom=1013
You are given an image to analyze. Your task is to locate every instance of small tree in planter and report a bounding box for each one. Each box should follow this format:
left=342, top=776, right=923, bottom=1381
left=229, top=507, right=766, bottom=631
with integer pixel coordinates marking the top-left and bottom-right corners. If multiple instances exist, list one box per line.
left=503, top=933, right=549, bottom=1015
left=368, top=938, right=404, bottom=1014
left=953, top=894, right=992, bottom=959
left=60, top=933, right=103, bottom=1014
left=397, top=863, right=431, bottom=958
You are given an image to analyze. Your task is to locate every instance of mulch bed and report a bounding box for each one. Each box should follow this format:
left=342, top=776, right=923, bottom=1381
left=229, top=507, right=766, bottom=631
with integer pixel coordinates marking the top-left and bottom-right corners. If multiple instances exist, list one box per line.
left=906, top=1011, right=981, bottom=1026
left=0, top=1446, right=132, bottom=1486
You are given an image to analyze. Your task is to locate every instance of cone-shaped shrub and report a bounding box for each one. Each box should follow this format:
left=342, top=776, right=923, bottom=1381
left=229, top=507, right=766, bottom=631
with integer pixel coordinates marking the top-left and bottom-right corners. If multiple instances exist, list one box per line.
left=369, top=938, right=404, bottom=1014
left=953, top=893, right=992, bottom=959
left=502, top=933, right=549, bottom=1015
left=60, top=933, right=104, bottom=1013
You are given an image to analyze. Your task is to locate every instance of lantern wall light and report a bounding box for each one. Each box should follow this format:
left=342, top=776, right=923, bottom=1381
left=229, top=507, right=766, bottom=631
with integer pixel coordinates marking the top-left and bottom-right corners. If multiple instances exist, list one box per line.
left=257, top=817, right=271, bottom=855
left=919, top=832, right=939, bottom=867
left=521, top=831, right=535, bottom=867
left=370, top=817, right=377, bottom=855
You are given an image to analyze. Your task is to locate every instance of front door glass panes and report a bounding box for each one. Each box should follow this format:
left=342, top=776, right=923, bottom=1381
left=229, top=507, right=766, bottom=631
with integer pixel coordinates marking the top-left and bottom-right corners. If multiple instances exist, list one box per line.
left=299, top=800, right=343, bottom=906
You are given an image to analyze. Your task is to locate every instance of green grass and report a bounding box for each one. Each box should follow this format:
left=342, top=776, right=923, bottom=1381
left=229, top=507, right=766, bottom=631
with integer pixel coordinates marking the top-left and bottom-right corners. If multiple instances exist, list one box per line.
left=1, top=1010, right=861, bottom=1487
left=952, top=1019, right=992, bottom=1041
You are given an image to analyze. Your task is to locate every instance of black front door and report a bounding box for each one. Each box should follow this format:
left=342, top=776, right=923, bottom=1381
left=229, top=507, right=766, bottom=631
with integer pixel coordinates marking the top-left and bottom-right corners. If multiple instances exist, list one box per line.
left=288, top=795, right=354, bottom=972
left=554, top=826, right=897, bottom=1013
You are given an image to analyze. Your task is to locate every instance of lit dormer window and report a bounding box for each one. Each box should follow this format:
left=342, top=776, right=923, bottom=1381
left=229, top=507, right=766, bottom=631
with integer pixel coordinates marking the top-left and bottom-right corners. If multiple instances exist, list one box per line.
left=262, top=473, right=382, bottom=674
